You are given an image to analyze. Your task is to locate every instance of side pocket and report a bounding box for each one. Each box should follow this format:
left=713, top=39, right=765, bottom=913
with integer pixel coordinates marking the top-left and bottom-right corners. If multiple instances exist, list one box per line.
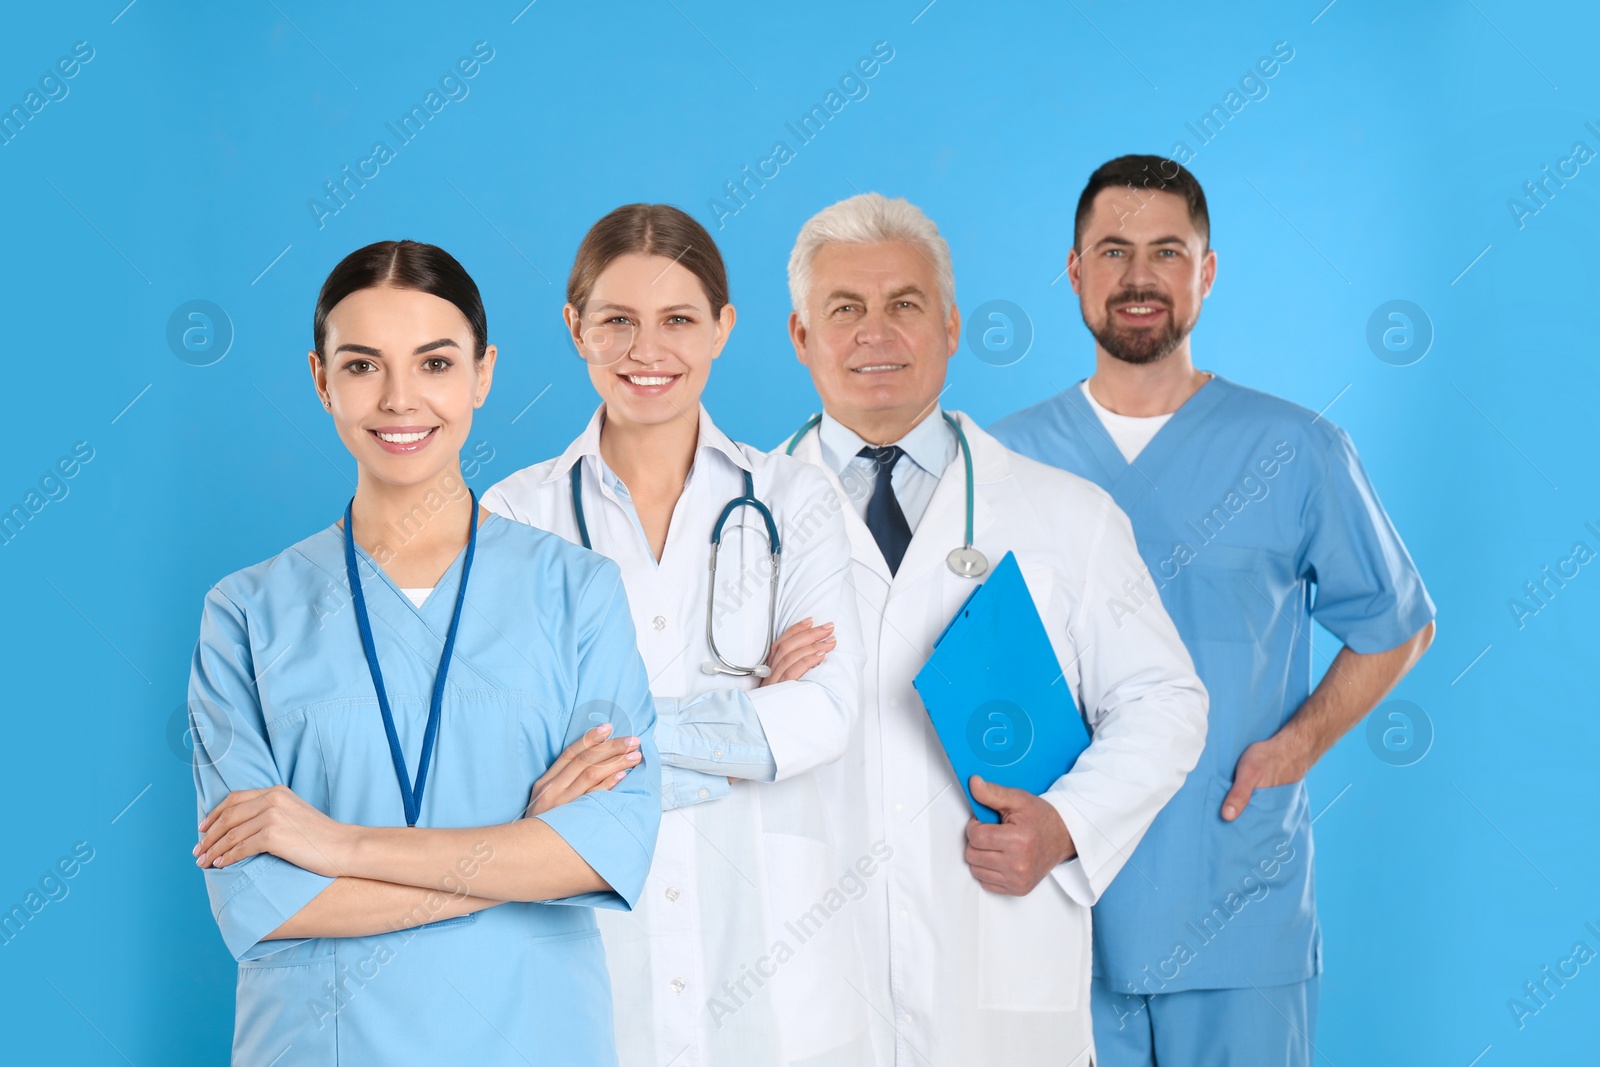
left=976, top=886, right=1086, bottom=1010
left=1203, top=773, right=1305, bottom=897
left=235, top=951, right=337, bottom=1060
left=761, top=832, right=870, bottom=1057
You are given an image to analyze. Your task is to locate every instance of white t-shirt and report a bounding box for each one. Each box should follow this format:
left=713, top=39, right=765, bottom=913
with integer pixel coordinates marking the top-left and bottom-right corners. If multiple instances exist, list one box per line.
left=1080, top=380, right=1172, bottom=462
left=400, top=587, right=433, bottom=608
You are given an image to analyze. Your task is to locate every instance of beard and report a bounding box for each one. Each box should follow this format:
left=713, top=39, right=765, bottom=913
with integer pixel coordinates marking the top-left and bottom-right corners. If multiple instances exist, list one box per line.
left=1086, top=289, right=1192, bottom=365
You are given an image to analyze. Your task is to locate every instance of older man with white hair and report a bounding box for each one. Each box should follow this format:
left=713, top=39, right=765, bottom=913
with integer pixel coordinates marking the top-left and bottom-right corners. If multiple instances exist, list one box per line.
left=774, top=193, right=1210, bottom=1065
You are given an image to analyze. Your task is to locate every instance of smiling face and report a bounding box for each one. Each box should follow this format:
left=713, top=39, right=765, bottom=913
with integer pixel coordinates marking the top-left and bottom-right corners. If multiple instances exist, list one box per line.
left=1069, top=187, right=1215, bottom=365
left=789, top=239, right=960, bottom=443
left=308, top=285, right=495, bottom=489
left=567, top=252, right=735, bottom=430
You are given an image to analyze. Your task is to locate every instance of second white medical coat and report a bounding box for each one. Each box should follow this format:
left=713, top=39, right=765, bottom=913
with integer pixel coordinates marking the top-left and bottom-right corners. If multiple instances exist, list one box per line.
left=782, top=410, right=1208, bottom=1066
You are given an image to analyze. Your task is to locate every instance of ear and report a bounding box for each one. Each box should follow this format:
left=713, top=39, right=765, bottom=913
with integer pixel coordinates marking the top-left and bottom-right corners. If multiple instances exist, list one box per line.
left=943, top=300, right=962, bottom=360
left=1200, top=247, right=1218, bottom=299
left=709, top=303, right=737, bottom=361
left=307, top=349, right=330, bottom=409
left=1066, top=248, right=1084, bottom=295
left=788, top=310, right=811, bottom=367
left=474, top=344, right=498, bottom=407
left=562, top=303, right=586, bottom=361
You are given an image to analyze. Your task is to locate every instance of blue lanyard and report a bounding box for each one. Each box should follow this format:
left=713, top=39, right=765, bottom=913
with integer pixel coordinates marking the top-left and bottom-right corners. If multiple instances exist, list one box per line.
left=342, top=492, right=478, bottom=828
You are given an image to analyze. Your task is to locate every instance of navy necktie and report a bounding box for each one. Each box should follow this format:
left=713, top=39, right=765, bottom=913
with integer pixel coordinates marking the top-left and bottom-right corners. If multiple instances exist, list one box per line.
left=858, top=445, right=912, bottom=575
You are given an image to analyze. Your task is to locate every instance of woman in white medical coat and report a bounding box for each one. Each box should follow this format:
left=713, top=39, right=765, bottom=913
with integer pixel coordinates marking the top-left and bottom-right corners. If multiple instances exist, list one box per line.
left=188, top=240, right=661, bottom=1065
left=483, top=204, right=871, bottom=1067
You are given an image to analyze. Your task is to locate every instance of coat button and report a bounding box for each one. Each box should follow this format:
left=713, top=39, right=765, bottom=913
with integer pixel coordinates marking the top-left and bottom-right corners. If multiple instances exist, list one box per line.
left=670, top=977, right=686, bottom=994
left=665, top=886, right=680, bottom=902
left=652, top=615, right=666, bottom=631
left=698, top=787, right=710, bottom=800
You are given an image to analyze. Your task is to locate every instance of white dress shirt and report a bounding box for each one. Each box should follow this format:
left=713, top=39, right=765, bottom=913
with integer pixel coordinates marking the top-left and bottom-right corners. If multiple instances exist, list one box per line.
left=782, top=409, right=1208, bottom=1066
left=484, top=404, right=875, bottom=1067
left=816, top=406, right=957, bottom=530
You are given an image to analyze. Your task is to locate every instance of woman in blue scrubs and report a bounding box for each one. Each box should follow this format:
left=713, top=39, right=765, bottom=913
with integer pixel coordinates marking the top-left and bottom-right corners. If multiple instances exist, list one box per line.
left=188, top=239, right=661, bottom=1065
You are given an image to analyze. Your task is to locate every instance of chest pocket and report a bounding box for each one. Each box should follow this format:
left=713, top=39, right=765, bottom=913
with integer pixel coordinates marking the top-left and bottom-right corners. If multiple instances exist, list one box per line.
left=981, top=550, right=1079, bottom=694
left=1150, top=541, right=1274, bottom=645
left=293, top=690, right=562, bottom=828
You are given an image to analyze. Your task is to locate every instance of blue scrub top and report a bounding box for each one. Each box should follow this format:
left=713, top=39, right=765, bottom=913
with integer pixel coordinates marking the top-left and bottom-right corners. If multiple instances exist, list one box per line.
left=992, top=376, right=1434, bottom=992
left=188, top=514, right=661, bottom=1065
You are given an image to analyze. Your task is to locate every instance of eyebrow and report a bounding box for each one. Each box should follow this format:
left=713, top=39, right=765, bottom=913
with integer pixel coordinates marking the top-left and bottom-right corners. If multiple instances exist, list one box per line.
left=1092, top=235, right=1189, bottom=249
left=591, top=302, right=702, bottom=316
left=332, top=338, right=461, bottom=357
left=823, top=285, right=927, bottom=306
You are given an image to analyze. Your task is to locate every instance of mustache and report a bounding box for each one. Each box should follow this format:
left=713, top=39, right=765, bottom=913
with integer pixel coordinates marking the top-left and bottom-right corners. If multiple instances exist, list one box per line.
left=1106, top=290, right=1171, bottom=311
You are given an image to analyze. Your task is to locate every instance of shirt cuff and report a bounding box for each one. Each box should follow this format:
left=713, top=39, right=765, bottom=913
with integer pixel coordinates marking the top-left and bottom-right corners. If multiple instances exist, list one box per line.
left=207, top=855, right=336, bottom=961
left=659, top=763, right=733, bottom=810
left=653, top=694, right=778, bottom=782
left=1042, top=792, right=1112, bottom=908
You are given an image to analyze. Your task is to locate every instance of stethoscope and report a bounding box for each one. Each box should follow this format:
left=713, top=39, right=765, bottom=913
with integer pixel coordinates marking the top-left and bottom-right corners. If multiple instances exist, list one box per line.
left=570, top=462, right=782, bottom=678
left=784, top=410, right=990, bottom=579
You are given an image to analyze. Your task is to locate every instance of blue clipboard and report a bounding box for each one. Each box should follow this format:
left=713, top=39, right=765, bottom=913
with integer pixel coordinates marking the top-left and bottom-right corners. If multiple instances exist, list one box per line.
left=912, top=551, right=1091, bottom=824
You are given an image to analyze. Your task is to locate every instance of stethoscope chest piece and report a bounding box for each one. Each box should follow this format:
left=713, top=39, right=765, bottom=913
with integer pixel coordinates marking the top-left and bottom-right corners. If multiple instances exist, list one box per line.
left=946, top=545, right=989, bottom=579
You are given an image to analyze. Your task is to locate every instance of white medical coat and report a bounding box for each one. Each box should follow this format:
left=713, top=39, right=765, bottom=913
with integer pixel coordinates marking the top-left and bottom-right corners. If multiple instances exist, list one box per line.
left=486, top=405, right=873, bottom=1067
left=781, top=410, right=1208, bottom=1066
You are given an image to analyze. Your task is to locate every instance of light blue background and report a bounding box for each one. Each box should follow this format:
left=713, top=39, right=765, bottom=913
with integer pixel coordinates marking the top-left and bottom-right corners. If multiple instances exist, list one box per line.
left=1, top=1, right=1595, bottom=1063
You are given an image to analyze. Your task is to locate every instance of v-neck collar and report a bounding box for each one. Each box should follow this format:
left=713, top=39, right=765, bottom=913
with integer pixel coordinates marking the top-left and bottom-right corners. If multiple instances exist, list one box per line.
left=1065, top=374, right=1232, bottom=500
left=330, top=513, right=492, bottom=624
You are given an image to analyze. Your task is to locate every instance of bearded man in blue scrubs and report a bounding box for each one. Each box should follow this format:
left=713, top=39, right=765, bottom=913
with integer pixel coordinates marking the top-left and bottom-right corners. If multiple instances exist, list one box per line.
left=991, top=155, right=1437, bottom=1066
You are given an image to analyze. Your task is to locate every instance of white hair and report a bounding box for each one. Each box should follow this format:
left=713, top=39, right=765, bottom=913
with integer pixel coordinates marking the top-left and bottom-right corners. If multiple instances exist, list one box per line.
left=787, top=193, right=955, bottom=327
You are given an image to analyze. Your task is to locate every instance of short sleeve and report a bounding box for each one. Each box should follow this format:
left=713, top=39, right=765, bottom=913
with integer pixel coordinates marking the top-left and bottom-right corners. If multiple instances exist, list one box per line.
left=534, top=562, right=661, bottom=910
left=1301, top=425, right=1436, bottom=652
left=190, top=587, right=336, bottom=962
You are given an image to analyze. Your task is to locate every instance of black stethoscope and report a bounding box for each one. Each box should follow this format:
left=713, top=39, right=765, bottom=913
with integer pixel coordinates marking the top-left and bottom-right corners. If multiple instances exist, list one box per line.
left=783, top=411, right=989, bottom=579
left=569, top=461, right=783, bottom=679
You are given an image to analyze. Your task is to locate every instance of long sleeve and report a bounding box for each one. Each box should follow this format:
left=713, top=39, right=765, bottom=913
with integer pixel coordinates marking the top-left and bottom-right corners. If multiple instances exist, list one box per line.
left=1041, top=492, right=1210, bottom=906
left=190, top=586, right=336, bottom=962
left=653, top=692, right=776, bottom=781
left=729, top=483, right=864, bottom=782
left=533, top=561, right=662, bottom=910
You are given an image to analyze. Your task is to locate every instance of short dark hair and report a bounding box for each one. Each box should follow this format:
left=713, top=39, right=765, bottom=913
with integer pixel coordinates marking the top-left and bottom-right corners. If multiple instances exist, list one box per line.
left=568, top=204, right=729, bottom=318
left=313, top=240, right=488, bottom=362
left=1073, top=155, right=1210, bottom=251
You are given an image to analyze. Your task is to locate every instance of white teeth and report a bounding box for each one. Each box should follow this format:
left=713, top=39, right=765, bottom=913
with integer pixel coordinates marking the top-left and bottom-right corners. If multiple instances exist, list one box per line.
left=625, top=375, right=674, bottom=386
left=1123, top=306, right=1158, bottom=315
left=853, top=364, right=904, bottom=372
left=375, top=430, right=433, bottom=443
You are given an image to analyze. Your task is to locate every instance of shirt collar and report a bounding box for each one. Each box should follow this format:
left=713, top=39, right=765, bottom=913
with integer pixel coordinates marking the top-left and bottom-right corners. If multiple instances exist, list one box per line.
left=817, top=405, right=956, bottom=480
left=543, top=403, right=751, bottom=486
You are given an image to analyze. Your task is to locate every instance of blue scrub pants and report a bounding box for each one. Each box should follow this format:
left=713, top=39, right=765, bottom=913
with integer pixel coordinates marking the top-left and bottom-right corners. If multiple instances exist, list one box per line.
left=1090, top=975, right=1320, bottom=1067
